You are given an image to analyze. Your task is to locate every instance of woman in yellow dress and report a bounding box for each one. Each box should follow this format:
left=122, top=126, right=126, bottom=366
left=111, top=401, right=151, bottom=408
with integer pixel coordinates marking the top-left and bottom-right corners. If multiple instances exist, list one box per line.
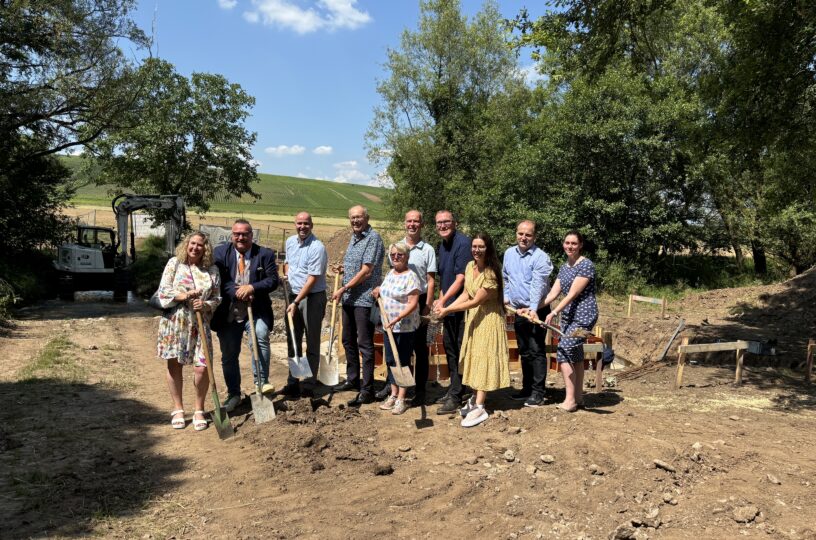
left=434, top=233, right=509, bottom=427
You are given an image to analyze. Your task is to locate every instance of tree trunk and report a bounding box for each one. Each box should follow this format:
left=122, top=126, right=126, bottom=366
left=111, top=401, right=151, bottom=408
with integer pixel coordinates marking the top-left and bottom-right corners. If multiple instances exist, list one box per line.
left=732, top=243, right=744, bottom=269
left=751, top=240, right=767, bottom=275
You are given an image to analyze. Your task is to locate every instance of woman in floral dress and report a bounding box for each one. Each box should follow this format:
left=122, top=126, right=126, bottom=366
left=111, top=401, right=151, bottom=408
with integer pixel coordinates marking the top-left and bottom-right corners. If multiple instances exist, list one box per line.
left=543, top=230, right=598, bottom=412
left=157, top=231, right=221, bottom=430
left=435, top=233, right=509, bottom=428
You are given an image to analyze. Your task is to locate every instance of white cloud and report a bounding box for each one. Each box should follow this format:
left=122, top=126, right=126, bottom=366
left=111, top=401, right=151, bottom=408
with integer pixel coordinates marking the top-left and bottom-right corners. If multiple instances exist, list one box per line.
left=313, top=145, right=333, bottom=155
left=244, top=0, right=371, bottom=34
left=218, top=0, right=238, bottom=9
left=518, top=64, right=546, bottom=86
left=332, top=159, right=370, bottom=184
left=264, top=144, right=305, bottom=156
left=333, top=160, right=357, bottom=169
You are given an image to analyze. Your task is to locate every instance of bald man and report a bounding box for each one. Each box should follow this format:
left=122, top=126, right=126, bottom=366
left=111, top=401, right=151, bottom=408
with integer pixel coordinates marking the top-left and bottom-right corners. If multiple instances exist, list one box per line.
left=282, top=211, right=328, bottom=398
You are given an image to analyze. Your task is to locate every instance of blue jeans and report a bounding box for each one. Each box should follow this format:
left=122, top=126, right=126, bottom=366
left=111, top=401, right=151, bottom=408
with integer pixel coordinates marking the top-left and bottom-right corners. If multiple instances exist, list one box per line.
left=217, top=317, right=271, bottom=397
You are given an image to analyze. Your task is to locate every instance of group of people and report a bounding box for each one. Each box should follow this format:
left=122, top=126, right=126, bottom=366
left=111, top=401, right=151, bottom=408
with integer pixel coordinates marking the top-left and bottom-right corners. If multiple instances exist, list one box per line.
left=156, top=205, right=598, bottom=430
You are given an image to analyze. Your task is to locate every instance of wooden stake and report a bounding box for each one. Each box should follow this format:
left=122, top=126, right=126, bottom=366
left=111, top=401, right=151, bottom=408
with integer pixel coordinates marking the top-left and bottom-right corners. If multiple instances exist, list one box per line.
left=674, top=336, right=689, bottom=390
left=661, top=298, right=667, bottom=319
left=807, top=339, right=815, bottom=385
left=735, top=348, right=745, bottom=385
left=627, top=294, right=633, bottom=318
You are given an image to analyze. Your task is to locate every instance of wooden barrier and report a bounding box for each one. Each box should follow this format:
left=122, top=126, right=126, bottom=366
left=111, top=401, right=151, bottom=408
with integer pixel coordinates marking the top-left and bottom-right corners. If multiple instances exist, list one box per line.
left=806, top=339, right=815, bottom=385
left=674, top=339, right=750, bottom=389
left=627, top=294, right=667, bottom=319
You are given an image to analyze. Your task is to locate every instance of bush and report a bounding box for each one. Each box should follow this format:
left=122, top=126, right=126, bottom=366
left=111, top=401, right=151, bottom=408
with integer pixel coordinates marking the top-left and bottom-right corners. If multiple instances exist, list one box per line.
left=131, top=235, right=170, bottom=298
left=595, top=258, right=648, bottom=296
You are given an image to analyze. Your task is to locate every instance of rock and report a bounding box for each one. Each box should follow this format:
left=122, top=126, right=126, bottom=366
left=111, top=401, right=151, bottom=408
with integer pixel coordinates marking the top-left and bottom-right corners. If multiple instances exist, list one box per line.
left=398, top=446, right=411, bottom=452
left=504, top=450, right=516, bottom=462
left=464, top=456, right=479, bottom=465
left=662, top=493, right=673, bottom=504
left=653, top=459, right=676, bottom=473
left=540, top=454, right=555, bottom=464
left=767, top=473, right=781, bottom=485
left=589, top=464, right=604, bottom=475
left=611, top=524, right=637, bottom=539
left=691, top=442, right=703, bottom=451
left=372, top=462, right=394, bottom=476
left=632, top=530, right=650, bottom=540
left=526, top=465, right=538, bottom=475
left=508, top=426, right=522, bottom=434
left=311, top=462, right=325, bottom=472
left=732, top=505, right=759, bottom=523
left=728, top=415, right=740, bottom=421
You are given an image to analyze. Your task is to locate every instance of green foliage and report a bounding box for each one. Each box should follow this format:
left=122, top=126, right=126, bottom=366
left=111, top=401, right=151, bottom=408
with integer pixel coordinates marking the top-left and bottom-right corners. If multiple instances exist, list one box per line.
left=85, top=58, right=259, bottom=212
left=131, top=236, right=169, bottom=298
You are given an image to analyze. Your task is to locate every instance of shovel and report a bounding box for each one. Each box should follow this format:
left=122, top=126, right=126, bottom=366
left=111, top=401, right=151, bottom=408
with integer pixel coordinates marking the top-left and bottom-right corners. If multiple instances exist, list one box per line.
left=282, top=279, right=313, bottom=380
left=317, top=273, right=341, bottom=386
left=377, top=297, right=415, bottom=388
left=195, top=311, right=234, bottom=439
left=505, top=305, right=564, bottom=336
left=247, top=305, right=276, bottom=423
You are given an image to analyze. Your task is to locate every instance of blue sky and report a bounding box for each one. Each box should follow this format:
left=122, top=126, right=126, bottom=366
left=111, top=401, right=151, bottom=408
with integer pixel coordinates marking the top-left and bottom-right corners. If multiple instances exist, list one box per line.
left=131, top=1, right=545, bottom=186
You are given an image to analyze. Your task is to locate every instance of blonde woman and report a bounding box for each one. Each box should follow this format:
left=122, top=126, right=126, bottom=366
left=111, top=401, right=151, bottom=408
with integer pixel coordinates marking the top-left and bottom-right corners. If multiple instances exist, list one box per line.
left=157, top=232, right=221, bottom=430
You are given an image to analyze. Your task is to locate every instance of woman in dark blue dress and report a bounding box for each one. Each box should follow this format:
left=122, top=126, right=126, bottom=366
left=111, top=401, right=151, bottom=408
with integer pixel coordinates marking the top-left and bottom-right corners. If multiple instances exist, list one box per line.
left=543, top=230, right=598, bottom=412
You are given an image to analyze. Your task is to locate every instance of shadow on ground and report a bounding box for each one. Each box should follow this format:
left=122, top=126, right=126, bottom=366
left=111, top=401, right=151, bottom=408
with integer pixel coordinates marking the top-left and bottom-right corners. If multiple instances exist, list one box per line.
left=0, top=378, right=181, bottom=537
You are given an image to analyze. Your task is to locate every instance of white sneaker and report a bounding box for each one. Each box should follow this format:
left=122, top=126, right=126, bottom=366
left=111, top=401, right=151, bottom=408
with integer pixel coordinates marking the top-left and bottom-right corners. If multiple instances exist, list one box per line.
left=461, top=405, right=489, bottom=428
left=223, top=394, right=241, bottom=413
left=391, top=399, right=408, bottom=415
left=379, top=395, right=397, bottom=410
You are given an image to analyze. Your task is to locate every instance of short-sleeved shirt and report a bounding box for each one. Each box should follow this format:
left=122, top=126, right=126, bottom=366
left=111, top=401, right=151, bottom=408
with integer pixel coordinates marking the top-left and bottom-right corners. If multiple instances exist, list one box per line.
left=285, top=234, right=328, bottom=294
left=342, top=225, right=385, bottom=308
left=379, top=269, right=420, bottom=333
left=502, top=245, right=553, bottom=309
left=403, top=238, right=437, bottom=294
left=557, top=257, right=598, bottom=326
left=438, top=231, right=472, bottom=306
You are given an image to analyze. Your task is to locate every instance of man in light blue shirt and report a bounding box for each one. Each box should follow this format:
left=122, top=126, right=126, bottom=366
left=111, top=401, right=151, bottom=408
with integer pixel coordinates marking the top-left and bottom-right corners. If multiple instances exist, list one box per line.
left=283, top=211, right=328, bottom=397
left=503, top=220, right=553, bottom=407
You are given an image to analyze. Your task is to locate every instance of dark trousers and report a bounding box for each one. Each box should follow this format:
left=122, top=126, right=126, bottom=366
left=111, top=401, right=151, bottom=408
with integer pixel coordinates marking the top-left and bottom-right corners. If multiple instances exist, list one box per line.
left=341, top=305, right=375, bottom=394
left=285, top=291, right=327, bottom=387
left=412, top=296, right=429, bottom=397
left=442, top=310, right=465, bottom=400
left=515, top=306, right=551, bottom=398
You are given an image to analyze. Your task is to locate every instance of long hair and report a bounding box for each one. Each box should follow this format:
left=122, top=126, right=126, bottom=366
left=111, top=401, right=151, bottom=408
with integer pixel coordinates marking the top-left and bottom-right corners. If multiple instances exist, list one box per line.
left=175, top=231, right=213, bottom=268
left=473, top=232, right=503, bottom=309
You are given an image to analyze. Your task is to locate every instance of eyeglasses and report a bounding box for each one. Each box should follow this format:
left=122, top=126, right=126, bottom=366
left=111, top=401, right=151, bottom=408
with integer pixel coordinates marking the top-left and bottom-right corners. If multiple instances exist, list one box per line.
left=389, top=253, right=405, bottom=259
left=232, top=232, right=251, bottom=238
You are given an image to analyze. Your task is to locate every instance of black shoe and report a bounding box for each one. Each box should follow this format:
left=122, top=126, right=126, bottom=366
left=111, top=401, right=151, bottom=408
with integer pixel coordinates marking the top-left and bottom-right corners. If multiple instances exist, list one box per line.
left=434, top=393, right=451, bottom=405
left=374, top=386, right=391, bottom=400
left=334, top=380, right=358, bottom=392
left=301, top=387, right=315, bottom=398
left=524, top=395, right=545, bottom=408
left=437, top=397, right=460, bottom=415
left=510, top=390, right=532, bottom=401
left=283, top=384, right=301, bottom=398
left=347, top=392, right=374, bottom=407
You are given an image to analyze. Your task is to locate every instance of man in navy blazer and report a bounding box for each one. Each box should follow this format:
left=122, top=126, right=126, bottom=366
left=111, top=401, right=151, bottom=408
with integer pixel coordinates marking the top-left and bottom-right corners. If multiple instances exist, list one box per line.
left=211, top=219, right=279, bottom=412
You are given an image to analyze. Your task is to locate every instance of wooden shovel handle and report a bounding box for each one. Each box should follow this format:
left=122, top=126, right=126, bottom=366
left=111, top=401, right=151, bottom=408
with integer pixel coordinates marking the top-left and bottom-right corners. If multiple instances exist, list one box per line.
left=376, top=296, right=403, bottom=369
left=505, top=305, right=564, bottom=336
left=195, top=311, right=218, bottom=393
left=328, top=272, right=340, bottom=342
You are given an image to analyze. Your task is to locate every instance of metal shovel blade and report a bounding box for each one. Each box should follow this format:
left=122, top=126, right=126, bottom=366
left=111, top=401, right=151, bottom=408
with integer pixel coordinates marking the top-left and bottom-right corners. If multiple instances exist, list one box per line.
left=391, top=365, right=415, bottom=388
left=317, top=353, right=339, bottom=386
left=209, top=393, right=235, bottom=440
left=288, top=355, right=313, bottom=379
left=250, top=392, right=277, bottom=423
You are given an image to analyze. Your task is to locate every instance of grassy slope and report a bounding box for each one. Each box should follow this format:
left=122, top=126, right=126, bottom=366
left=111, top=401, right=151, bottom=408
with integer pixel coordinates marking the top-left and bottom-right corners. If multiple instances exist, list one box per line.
left=62, top=156, right=391, bottom=219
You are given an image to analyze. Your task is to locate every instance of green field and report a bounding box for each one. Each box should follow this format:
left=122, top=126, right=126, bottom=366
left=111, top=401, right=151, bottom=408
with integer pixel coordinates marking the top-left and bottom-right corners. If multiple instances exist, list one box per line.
left=63, top=156, right=391, bottom=219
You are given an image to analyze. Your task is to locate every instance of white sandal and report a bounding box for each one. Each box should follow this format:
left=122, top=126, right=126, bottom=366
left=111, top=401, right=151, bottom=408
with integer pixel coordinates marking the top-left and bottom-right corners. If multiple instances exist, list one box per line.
left=170, top=409, right=186, bottom=429
left=192, top=410, right=208, bottom=431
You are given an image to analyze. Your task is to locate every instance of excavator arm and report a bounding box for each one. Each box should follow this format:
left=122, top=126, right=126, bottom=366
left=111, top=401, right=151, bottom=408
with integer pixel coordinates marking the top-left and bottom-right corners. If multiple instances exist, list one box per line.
left=111, top=194, right=186, bottom=268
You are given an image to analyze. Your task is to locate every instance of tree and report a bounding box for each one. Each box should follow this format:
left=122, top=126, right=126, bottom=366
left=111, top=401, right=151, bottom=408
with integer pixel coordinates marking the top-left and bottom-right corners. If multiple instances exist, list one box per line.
left=366, top=0, right=524, bottom=241
left=86, top=58, right=259, bottom=212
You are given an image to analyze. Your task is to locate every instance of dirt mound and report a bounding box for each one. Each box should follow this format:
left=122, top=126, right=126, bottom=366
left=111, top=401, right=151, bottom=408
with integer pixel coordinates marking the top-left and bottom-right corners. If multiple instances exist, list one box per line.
left=324, top=228, right=351, bottom=266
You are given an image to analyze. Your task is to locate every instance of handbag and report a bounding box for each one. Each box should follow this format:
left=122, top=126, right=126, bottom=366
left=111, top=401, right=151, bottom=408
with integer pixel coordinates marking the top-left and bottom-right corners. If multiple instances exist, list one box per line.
left=148, top=258, right=181, bottom=312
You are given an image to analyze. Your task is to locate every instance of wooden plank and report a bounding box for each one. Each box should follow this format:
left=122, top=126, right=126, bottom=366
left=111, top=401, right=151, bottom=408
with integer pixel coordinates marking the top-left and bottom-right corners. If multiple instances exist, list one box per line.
left=627, top=294, right=633, bottom=317
left=595, top=331, right=613, bottom=391
left=675, top=336, right=689, bottom=390
left=632, top=295, right=664, bottom=305
left=678, top=341, right=750, bottom=354
left=806, top=339, right=815, bottom=385
left=735, top=348, right=745, bottom=385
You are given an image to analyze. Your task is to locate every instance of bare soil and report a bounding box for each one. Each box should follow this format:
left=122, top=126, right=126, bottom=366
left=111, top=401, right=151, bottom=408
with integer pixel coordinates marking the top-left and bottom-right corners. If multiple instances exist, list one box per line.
left=1, top=273, right=815, bottom=539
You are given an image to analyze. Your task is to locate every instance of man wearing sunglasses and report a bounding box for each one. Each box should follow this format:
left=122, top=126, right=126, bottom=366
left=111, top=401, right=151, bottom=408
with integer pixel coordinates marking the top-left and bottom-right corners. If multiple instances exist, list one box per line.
left=211, top=219, right=279, bottom=412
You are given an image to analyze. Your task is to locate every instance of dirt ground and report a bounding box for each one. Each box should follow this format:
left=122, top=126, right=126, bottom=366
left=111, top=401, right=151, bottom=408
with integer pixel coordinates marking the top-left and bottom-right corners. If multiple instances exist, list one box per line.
left=1, top=272, right=815, bottom=539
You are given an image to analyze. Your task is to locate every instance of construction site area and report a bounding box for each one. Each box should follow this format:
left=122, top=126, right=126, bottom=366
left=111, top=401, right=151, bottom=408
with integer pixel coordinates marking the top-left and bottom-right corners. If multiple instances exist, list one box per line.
left=1, top=224, right=815, bottom=540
